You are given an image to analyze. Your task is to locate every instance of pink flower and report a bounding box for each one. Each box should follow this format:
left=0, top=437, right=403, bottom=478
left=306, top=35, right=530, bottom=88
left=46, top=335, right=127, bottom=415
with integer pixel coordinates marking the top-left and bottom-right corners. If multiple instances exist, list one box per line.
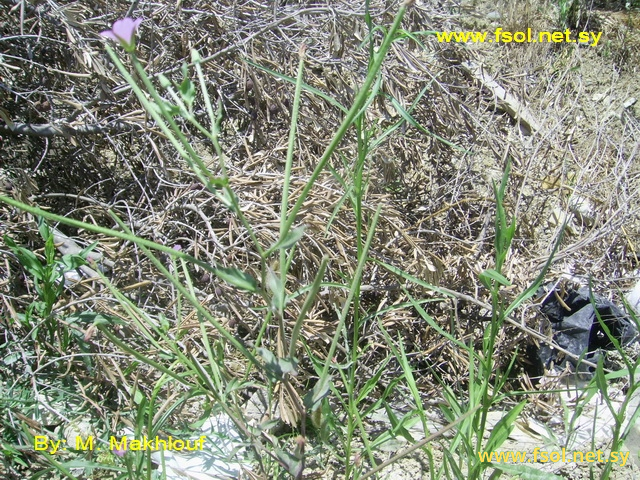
left=100, top=18, right=143, bottom=52
left=112, top=445, right=126, bottom=457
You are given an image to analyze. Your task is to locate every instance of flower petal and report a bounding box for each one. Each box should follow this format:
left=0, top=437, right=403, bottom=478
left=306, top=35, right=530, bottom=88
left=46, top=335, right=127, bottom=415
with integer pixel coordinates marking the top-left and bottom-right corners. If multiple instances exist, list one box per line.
left=99, top=30, right=119, bottom=41
left=111, top=17, right=143, bottom=44
left=112, top=446, right=126, bottom=457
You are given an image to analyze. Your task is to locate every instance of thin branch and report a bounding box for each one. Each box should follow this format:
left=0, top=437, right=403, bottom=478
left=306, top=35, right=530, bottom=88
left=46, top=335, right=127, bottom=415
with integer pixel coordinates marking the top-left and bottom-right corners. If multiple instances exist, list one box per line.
left=0, top=120, right=143, bottom=138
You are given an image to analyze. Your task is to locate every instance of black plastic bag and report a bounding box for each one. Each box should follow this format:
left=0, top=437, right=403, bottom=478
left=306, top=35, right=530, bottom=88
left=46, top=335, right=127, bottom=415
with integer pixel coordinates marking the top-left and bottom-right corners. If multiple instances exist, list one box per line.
left=536, top=286, right=638, bottom=378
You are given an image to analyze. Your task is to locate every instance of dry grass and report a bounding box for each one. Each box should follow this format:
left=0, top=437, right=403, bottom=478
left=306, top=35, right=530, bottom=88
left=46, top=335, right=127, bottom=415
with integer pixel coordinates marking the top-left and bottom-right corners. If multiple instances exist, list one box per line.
left=1, top=0, right=640, bottom=477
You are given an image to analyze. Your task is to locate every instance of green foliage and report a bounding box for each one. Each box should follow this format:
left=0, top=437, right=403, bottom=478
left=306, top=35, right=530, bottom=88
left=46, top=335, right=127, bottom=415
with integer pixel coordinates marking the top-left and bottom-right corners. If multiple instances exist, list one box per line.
left=258, top=348, right=298, bottom=383
left=6, top=218, right=84, bottom=319
left=4, top=2, right=640, bottom=478
left=0, top=2, right=418, bottom=477
left=588, top=289, right=640, bottom=479
left=4, top=218, right=94, bottom=350
left=556, top=0, right=581, bottom=28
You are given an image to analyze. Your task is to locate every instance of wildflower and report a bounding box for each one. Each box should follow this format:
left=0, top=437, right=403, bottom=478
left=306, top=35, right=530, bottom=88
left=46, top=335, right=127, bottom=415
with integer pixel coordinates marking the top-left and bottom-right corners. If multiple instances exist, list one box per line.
left=112, top=445, right=126, bottom=457
left=100, top=18, right=143, bottom=52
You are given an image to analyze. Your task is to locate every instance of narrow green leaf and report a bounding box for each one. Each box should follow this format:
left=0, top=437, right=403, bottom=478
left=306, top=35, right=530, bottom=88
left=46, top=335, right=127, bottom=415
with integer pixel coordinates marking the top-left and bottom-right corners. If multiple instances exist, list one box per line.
left=384, top=404, right=416, bottom=443
left=356, top=357, right=391, bottom=404
left=289, top=256, right=328, bottom=356
left=60, top=254, right=86, bottom=271
left=304, top=375, right=331, bottom=412
left=150, top=100, right=180, bottom=117
left=443, top=448, right=465, bottom=479
left=179, top=74, right=196, bottom=108
left=5, top=236, right=44, bottom=279
left=484, top=400, right=526, bottom=453
left=594, top=355, right=618, bottom=417
left=387, top=93, right=466, bottom=152
left=277, top=357, right=298, bottom=375
left=3, top=352, right=20, bottom=366
left=245, top=59, right=348, bottom=114
left=487, top=468, right=503, bottom=480
left=213, top=188, right=238, bottom=211
left=270, top=225, right=306, bottom=252
left=257, top=348, right=298, bottom=382
left=78, top=241, right=99, bottom=258
left=213, top=267, right=257, bottom=292
left=37, top=216, right=51, bottom=242
left=479, top=269, right=511, bottom=288
left=594, top=356, right=608, bottom=399
left=276, top=447, right=304, bottom=478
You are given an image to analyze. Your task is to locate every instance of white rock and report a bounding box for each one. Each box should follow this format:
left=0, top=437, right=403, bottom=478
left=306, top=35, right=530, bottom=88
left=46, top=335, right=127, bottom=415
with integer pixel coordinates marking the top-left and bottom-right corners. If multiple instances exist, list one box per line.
left=151, top=413, right=249, bottom=479
left=626, top=279, right=640, bottom=316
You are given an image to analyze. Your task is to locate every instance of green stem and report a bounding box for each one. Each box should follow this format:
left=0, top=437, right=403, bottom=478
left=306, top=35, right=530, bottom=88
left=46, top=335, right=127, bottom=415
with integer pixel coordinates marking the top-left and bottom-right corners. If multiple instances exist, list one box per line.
left=279, top=0, right=412, bottom=237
